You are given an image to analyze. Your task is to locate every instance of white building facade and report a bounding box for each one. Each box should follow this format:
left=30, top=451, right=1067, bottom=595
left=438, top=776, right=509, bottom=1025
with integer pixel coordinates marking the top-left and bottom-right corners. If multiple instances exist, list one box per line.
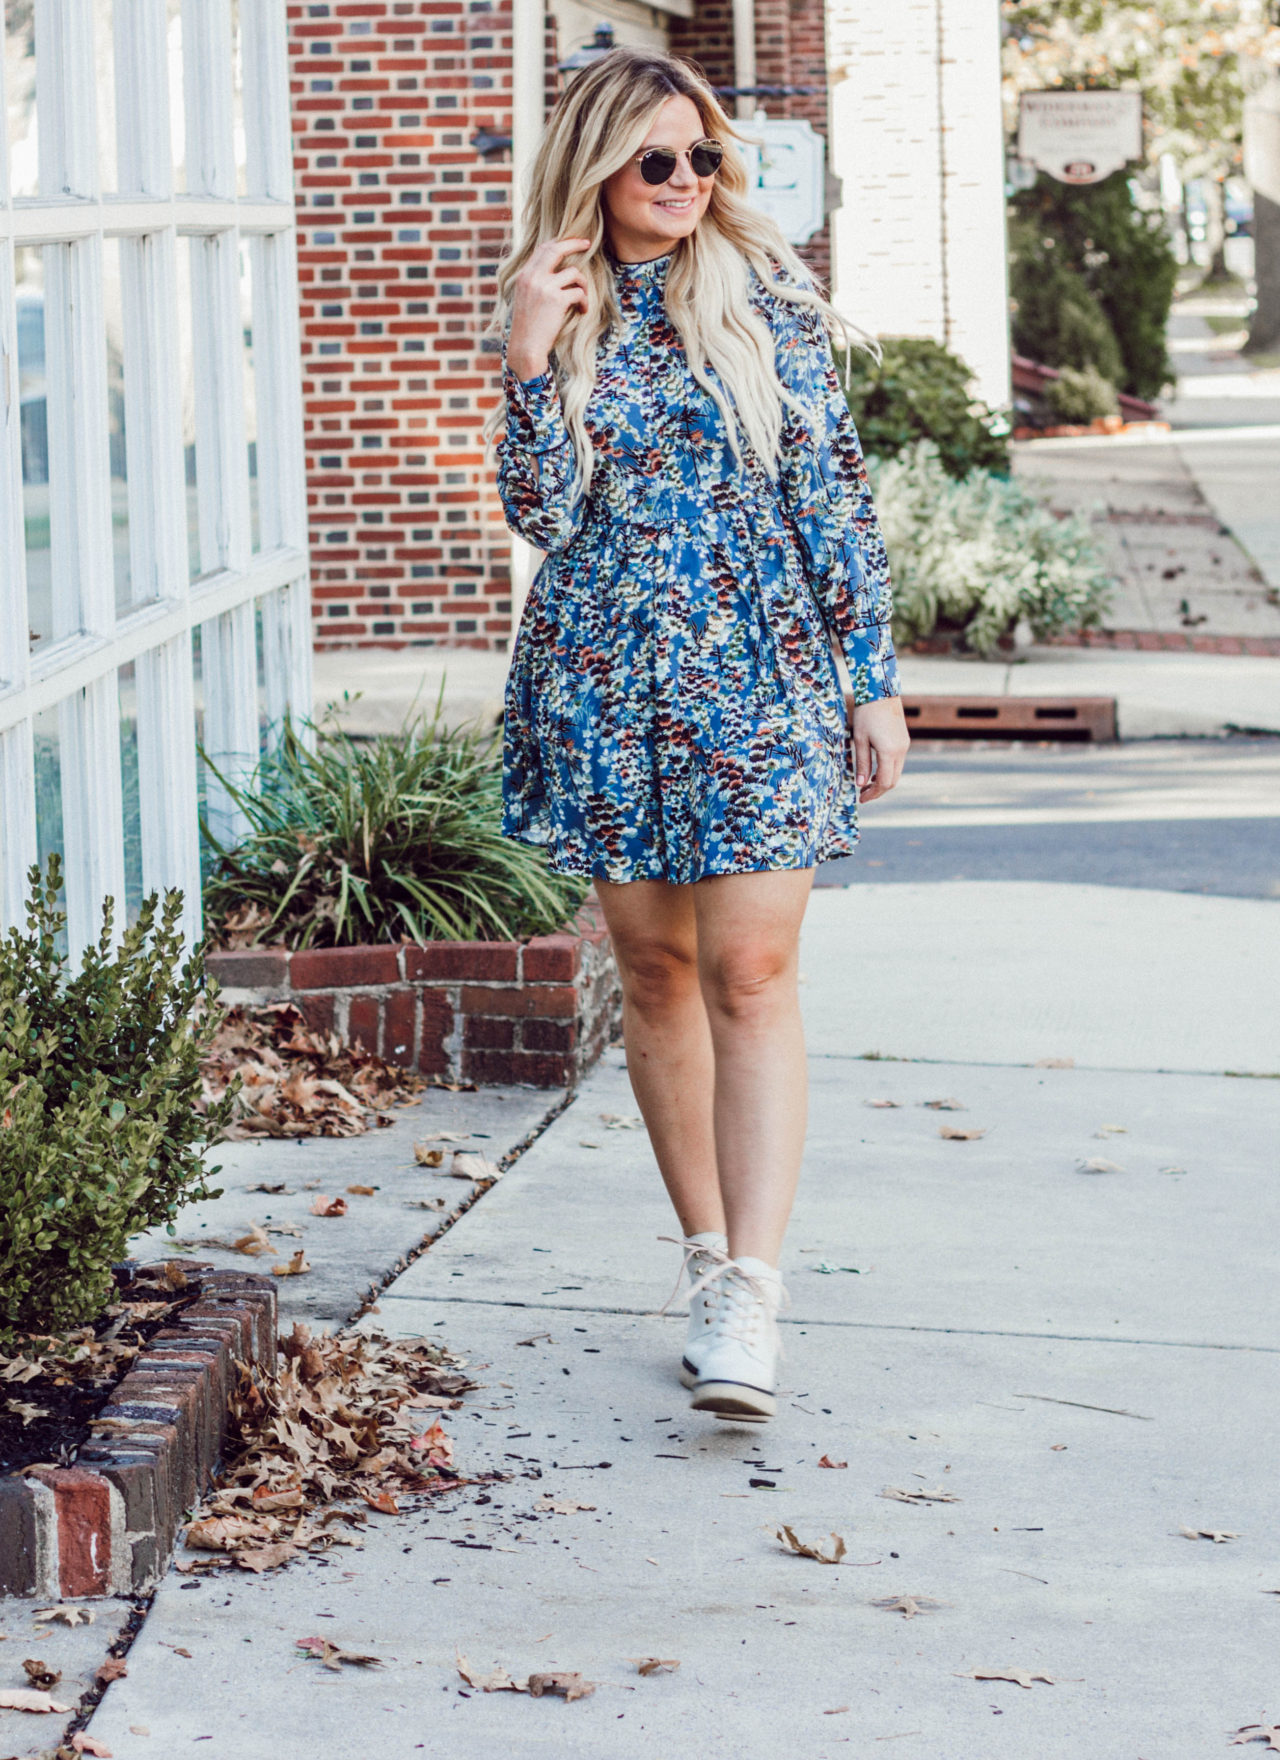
left=1, top=0, right=309, bottom=956
left=826, top=0, right=1011, bottom=410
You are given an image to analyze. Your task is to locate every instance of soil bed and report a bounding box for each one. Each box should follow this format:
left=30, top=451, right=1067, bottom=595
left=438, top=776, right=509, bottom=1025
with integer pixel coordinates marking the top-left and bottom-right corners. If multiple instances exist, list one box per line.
left=0, top=1262, right=197, bottom=1477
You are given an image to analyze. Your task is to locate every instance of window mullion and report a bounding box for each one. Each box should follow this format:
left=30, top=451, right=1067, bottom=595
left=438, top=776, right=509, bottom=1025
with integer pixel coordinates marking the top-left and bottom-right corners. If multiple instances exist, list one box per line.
left=135, top=633, right=202, bottom=947
left=182, top=0, right=237, bottom=199
left=0, top=723, right=38, bottom=932
left=0, top=238, right=30, bottom=695
left=35, top=0, right=99, bottom=199
left=58, top=673, right=127, bottom=959
left=122, top=229, right=188, bottom=605
left=191, top=229, right=251, bottom=575
left=240, top=0, right=292, bottom=201
left=114, top=0, right=173, bottom=198
left=199, top=603, right=258, bottom=851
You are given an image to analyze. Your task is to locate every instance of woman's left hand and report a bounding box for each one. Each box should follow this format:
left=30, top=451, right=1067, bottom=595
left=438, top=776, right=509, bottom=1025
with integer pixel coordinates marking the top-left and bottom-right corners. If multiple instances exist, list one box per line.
left=851, top=696, right=910, bottom=803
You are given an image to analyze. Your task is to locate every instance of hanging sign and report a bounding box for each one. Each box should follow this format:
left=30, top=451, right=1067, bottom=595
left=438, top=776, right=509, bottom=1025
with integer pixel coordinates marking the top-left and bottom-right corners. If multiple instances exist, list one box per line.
left=738, top=116, right=826, bottom=244
left=1017, top=90, right=1144, bottom=185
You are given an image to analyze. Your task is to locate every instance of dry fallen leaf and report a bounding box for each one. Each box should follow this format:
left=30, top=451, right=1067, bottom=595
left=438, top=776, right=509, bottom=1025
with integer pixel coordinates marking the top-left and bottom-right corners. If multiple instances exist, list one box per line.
left=629, top=1656, right=680, bottom=1676
left=1231, top=1727, right=1280, bottom=1751
left=95, top=1657, right=128, bottom=1686
left=235, top=1542, right=302, bottom=1573
left=346, top=1185, right=377, bottom=1196
left=817, top=1454, right=848, bottom=1470
left=871, top=1595, right=944, bottom=1619
left=1034, top=1057, right=1075, bottom=1069
left=251, top=1484, right=306, bottom=1513
left=527, top=1671, right=595, bottom=1700
left=881, top=1486, right=961, bottom=1506
left=34, top=1608, right=95, bottom=1627
left=922, top=1097, right=966, bottom=1111
left=231, top=1224, right=278, bottom=1258
left=534, top=1498, right=597, bottom=1514
left=296, top=1635, right=383, bottom=1672
left=600, top=1113, right=643, bottom=1130
left=71, top=1735, right=113, bottom=1756
left=455, top=1652, right=523, bottom=1694
left=414, top=1144, right=445, bottom=1168
left=362, top=1490, right=401, bottom=1515
left=272, top=1249, right=311, bottom=1277
left=940, top=1124, right=986, bottom=1141
left=0, top=1686, right=73, bottom=1713
left=245, top=1181, right=292, bottom=1194
left=310, top=1194, right=348, bottom=1217
left=956, top=1667, right=1053, bottom=1689
left=450, top=1151, right=501, bottom=1183
left=1077, top=1157, right=1124, bottom=1174
left=1093, top=1124, right=1128, bottom=1137
left=6, top=1398, right=48, bottom=1425
left=21, top=1659, right=61, bottom=1690
left=418, top=1130, right=471, bottom=1145
left=864, top=1098, right=900, bottom=1109
left=776, top=1526, right=847, bottom=1564
left=1179, top=1526, right=1238, bottom=1543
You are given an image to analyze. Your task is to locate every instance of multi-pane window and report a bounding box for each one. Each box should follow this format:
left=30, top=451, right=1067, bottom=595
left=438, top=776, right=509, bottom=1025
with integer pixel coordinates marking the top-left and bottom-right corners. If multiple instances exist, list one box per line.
left=0, top=0, right=309, bottom=955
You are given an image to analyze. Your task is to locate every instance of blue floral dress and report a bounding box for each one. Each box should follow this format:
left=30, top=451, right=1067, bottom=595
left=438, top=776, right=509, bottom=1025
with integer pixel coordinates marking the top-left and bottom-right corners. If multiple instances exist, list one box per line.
left=496, top=249, right=899, bottom=883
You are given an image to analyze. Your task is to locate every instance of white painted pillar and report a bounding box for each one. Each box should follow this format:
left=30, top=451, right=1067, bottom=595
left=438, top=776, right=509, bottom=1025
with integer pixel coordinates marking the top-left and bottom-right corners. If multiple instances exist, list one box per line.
left=826, top=0, right=1011, bottom=410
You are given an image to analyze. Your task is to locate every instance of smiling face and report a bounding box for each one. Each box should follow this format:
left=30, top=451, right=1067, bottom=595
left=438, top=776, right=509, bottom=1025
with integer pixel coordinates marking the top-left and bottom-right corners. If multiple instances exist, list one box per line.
left=601, top=94, right=717, bottom=264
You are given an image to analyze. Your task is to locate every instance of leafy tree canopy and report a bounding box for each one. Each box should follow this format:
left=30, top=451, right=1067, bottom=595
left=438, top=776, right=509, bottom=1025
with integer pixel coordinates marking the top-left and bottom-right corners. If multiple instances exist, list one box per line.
left=1003, top=1, right=1280, bottom=176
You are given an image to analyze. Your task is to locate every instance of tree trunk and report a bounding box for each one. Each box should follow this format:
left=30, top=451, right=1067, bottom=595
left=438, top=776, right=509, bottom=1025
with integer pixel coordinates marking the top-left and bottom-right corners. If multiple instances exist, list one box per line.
left=1245, top=74, right=1280, bottom=354
left=1203, top=174, right=1229, bottom=281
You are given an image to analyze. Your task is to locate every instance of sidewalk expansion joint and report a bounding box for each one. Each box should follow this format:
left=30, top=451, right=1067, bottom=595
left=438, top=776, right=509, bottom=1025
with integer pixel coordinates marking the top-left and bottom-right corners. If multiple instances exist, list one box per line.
left=377, top=1293, right=1277, bottom=1354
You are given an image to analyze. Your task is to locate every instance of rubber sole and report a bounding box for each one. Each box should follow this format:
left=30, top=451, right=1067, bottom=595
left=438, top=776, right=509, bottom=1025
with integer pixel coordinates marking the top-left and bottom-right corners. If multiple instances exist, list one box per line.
left=689, top=1377, right=777, bottom=1421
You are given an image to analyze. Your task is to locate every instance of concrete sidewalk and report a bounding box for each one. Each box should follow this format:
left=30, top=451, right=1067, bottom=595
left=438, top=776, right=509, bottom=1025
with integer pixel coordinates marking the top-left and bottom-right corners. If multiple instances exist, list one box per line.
left=77, top=878, right=1280, bottom=1760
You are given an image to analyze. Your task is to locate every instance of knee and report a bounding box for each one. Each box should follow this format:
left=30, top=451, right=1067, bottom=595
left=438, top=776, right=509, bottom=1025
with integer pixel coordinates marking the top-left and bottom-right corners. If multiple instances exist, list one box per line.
left=616, top=941, right=700, bottom=1019
left=701, top=943, right=795, bottom=1023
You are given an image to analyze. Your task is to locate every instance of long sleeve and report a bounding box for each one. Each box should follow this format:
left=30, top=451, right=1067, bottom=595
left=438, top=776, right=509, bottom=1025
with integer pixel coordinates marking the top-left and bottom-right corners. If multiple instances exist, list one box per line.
left=496, top=351, right=584, bottom=552
left=772, top=300, right=900, bottom=704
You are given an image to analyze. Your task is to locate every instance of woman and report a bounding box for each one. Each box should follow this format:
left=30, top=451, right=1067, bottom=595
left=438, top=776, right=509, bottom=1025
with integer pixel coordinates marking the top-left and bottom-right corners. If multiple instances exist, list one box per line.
left=491, top=47, right=908, bottom=1423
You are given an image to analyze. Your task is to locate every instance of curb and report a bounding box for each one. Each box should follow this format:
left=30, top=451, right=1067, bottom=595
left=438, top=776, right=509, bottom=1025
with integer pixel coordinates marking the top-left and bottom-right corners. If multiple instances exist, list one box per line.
left=0, top=1265, right=277, bottom=1600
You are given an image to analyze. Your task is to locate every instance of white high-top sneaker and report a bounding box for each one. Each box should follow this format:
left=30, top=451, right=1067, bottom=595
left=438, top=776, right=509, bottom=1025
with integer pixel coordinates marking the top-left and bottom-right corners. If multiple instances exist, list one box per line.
left=689, top=1256, right=785, bottom=1422
left=677, top=1232, right=729, bottom=1389
left=659, top=1234, right=731, bottom=1388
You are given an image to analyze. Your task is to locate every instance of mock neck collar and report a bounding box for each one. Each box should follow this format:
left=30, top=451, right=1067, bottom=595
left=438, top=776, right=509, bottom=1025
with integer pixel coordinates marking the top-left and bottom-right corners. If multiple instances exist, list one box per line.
left=608, top=246, right=675, bottom=284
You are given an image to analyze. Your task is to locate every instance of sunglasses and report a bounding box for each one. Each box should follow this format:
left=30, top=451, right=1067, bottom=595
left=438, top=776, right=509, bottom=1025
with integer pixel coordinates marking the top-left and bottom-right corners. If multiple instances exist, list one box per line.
left=633, top=138, right=724, bottom=185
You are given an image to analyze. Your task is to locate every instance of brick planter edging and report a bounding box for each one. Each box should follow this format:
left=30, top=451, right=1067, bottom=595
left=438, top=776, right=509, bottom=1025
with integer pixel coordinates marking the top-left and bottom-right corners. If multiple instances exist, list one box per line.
left=0, top=1265, right=277, bottom=1600
left=207, top=903, right=623, bottom=1089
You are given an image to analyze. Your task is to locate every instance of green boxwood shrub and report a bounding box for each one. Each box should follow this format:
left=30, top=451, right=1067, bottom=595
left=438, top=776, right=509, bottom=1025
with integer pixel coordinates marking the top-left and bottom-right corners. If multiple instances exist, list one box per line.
left=1010, top=172, right=1178, bottom=402
left=202, top=706, right=587, bottom=950
left=0, top=861, right=231, bottom=1338
left=1046, top=363, right=1121, bottom=424
left=835, top=336, right=1010, bottom=480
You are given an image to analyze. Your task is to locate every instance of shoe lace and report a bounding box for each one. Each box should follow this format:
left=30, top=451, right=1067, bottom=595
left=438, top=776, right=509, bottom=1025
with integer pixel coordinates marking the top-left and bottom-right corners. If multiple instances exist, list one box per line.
left=658, top=1238, right=789, bottom=1355
left=657, top=1234, right=732, bottom=1316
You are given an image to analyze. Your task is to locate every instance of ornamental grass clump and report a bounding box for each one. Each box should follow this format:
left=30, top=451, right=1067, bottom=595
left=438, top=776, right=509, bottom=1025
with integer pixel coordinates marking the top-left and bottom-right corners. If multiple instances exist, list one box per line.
left=0, top=860, right=230, bottom=1338
left=202, top=707, right=587, bottom=950
left=871, top=440, right=1114, bottom=656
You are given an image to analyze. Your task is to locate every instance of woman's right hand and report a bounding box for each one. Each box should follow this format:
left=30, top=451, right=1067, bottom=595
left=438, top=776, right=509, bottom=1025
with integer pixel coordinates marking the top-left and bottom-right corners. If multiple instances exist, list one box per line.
left=506, top=236, right=592, bottom=382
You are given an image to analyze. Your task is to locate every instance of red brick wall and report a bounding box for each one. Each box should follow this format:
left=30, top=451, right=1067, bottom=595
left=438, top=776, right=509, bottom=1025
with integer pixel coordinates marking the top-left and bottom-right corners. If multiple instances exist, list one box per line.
left=288, top=0, right=832, bottom=651
left=672, top=0, right=833, bottom=289
left=289, top=0, right=520, bottom=649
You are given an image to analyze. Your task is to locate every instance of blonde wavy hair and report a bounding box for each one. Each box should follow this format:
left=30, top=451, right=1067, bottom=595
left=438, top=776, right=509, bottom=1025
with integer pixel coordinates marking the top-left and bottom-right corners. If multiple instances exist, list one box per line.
left=487, top=47, right=863, bottom=495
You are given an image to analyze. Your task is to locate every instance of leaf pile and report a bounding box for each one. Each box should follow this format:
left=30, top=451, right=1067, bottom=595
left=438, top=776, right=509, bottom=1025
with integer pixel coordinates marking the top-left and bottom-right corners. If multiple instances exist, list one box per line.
left=199, top=1003, right=426, bottom=1139
left=181, top=1324, right=477, bottom=1574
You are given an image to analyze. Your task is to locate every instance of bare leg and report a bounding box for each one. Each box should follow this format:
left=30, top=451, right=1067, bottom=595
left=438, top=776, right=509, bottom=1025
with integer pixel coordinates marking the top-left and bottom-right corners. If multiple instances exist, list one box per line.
left=593, top=877, right=725, bottom=1239
left=693, top=868, right=814, bottom=1266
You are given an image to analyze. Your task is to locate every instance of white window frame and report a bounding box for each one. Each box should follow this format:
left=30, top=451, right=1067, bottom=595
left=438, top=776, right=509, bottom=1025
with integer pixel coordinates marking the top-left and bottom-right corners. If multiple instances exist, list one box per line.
left=0, top=0, right=309, bottom=956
